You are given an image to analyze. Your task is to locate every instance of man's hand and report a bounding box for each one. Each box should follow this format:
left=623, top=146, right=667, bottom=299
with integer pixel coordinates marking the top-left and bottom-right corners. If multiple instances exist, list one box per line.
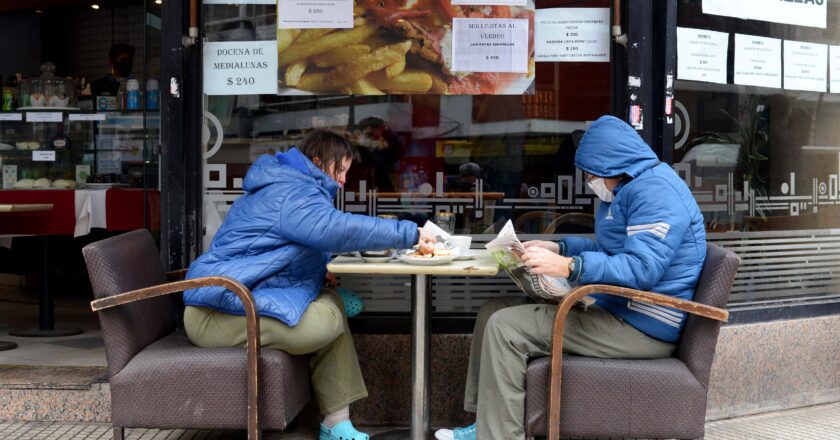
left=523, top=240, right=560, bottom=254
left=417, top=227, right=437, bottom=254
left=522, top=247, right=573, bottom=278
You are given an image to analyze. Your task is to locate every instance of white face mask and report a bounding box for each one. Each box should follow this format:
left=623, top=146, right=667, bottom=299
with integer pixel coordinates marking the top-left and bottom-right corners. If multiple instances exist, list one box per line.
left=587, top=177, right=614, bottom=202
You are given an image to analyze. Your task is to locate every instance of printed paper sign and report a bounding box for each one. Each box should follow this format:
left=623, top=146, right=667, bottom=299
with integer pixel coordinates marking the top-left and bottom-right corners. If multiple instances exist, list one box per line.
left=277, top=0, right=353, bottom=29
left=2, top=165, right=17, bottom=189
left=204, top=0, right=275, bottom=3
left=828, top=45, right=840, bottom=94
left=204, top=40, right=279, bottom=95
left=677, top=27, right=729, bottom=84
left=69, top=113, right=107, bottom=122
left=26, top=112, right=63, bottom=123
left=452, top=0, right=526, bottom=5
left=784, top=40, right=827, bottom=92
left=535, top=8, right=610, bottom=62
left=32, top=151, right=56, bottom=162
left=830, top=46, right=840, bottom=93
left=97, top=152, right=123, bottom=174
left=734, top=34, right=781, bottom=89
left=703, top=0, right=826, bottom=29
left=452, top=18, right=530, bottom=73
left=0, top=113, right=22, bottom=121
left=76, top=165, right=91, bottom=185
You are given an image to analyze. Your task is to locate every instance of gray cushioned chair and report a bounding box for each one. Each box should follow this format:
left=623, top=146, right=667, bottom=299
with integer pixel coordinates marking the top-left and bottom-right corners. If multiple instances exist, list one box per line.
left=83, top=229, right=311, bottom=440
left=525, top=243, right=740, bottom=440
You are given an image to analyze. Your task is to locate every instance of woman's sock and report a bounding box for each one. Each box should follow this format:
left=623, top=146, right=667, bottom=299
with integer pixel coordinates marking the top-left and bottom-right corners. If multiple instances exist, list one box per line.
left=323, top=406, right=350, bottom=428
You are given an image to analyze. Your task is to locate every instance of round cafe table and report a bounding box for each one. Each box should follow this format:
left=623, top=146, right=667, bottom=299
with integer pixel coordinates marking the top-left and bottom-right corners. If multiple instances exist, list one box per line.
left=327, top=250, right=499, bottom=440
left=0, top=203, right=83, bottom=340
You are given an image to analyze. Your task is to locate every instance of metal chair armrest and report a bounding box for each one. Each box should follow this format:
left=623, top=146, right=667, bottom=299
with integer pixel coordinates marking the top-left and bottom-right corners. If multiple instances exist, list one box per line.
left=90, top=276, right=263, bottom=440
left=546, top=284, right=728, bottom=440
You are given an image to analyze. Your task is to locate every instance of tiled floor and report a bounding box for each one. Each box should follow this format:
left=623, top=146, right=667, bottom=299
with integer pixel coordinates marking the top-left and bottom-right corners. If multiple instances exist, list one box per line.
left=1, top=402, right=839, bottom=439
left=0, top=284, right=106, bottom=368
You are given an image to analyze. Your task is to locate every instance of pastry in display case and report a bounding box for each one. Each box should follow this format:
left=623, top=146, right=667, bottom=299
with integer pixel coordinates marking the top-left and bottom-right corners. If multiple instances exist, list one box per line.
left=19, top=62, right=78, bottom=110
left=0, top=110, right=158, bottom=191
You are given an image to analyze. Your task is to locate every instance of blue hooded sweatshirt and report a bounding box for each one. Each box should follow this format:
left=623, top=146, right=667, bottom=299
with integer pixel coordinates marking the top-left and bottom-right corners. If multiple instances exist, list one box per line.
left=559, top=116, right=707, bottom=343
left=183, top=148, right=419, bottom=327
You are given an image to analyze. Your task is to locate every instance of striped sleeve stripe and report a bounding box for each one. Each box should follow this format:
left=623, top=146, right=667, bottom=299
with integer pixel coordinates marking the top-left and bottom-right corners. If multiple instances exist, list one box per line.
left=631, top=300, right=684, bottom=319
left=628, top=304, right=683, bottom=328
left=626, top=222, right=671, bottom=239
left=629, top=301, right=684, bottom=324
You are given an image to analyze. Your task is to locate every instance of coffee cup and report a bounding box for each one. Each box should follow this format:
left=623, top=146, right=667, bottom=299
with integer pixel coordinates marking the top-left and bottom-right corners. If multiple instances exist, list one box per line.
left=448, top=235, right=472, bottom=255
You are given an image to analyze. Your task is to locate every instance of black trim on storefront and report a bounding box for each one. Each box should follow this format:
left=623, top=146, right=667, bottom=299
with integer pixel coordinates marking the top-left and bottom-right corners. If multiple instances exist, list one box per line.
left=160, top=0, right=203, bottom=271
left=624, top=0, right=654, bottom=146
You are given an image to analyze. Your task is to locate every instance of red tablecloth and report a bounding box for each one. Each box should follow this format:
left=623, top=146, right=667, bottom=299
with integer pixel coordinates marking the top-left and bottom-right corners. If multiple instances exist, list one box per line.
left=0, top=189, right=160, bottom=236
left=0, top=190, right=75, bottom=235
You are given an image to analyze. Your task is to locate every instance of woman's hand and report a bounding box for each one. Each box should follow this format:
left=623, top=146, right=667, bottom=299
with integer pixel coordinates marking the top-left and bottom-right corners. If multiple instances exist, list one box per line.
left=522, top=247, right=572, bottom=278
left=523, top=240, right=560, bottom=254
left=417, top=227, right=437, bottom=253
left=325, top=271, right=338, bottom=287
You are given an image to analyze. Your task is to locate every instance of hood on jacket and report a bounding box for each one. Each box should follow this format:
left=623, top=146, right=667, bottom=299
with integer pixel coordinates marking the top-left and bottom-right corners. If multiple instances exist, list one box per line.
left=575, top=115, right=660, bottom=179
left=242, top=148, right=339, bottom=196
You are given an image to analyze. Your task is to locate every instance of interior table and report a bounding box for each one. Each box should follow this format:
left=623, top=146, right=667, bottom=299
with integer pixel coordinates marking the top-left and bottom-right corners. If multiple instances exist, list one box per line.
left=327, top=250, right=499, bottom=440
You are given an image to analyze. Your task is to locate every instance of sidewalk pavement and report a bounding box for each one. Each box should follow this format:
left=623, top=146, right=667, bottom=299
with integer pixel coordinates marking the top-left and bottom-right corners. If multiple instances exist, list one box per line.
left=1, top=401, right=839, bottom=439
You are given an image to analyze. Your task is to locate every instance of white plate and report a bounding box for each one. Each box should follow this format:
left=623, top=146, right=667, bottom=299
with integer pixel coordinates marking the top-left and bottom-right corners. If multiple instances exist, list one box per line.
left=360, top=255, right=394, bottom=263
left=398, top=252, right=460, bottom=266
left=454, top=250, right=477, bottom=261
left=84, top=183, right=128, bottom=189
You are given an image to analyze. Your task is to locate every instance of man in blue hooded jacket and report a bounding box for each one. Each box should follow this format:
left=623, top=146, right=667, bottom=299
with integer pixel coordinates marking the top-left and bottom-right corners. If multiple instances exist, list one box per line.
left=436, top=116, right=707, bottom=440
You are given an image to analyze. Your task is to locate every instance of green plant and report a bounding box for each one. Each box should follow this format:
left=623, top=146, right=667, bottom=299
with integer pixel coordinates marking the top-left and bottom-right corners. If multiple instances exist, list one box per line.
left=691, top=96, right=769, bottom=218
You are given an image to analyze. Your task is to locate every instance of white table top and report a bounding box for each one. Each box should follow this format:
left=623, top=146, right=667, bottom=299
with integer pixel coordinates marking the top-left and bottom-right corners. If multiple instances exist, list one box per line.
left=327, top=249, right=500, bottom=276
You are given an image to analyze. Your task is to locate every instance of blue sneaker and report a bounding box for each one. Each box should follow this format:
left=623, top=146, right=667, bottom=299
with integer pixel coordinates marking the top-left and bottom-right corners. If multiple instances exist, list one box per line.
left=337, top=287, right=364, bottom=318
left=319, top=420, right=369, bottom=440
left=434, top=423, right=476, bottom=440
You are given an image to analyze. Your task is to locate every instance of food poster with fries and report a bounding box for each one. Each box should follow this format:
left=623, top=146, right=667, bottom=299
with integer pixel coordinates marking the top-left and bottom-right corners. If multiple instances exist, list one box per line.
left=276, top=0, right=536, bottom=95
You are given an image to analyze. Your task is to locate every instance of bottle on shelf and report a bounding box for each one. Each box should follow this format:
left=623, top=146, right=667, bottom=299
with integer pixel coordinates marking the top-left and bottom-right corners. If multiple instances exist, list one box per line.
left=116, top=78, right=127, bottom=110
left=126, top=78, right=140, bottom=110
left=146, top=79, right=159, bottom=110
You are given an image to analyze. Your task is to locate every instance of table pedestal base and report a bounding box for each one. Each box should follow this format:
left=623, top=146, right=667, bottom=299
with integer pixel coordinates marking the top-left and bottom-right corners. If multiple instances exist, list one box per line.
left=372, top=429, right=437, bottom=440
left=9, top=327, right=83, bottom=338
left=0, top=341, right=17, bottom=351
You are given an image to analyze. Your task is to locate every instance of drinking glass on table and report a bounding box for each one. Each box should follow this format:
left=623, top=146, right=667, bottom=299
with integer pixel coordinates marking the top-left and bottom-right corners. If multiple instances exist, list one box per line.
left=434, top=211, right=456, bottom=235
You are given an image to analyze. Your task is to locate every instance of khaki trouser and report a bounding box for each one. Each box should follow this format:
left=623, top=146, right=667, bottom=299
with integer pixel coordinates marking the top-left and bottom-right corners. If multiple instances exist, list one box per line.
left=184, top=289, right=367, bottom=414
left=464, top=297, right=676, bottom=440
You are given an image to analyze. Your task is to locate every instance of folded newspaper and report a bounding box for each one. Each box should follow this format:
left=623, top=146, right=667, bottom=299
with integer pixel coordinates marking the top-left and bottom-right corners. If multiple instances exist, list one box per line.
left=485, top=220, right=595, bottom=307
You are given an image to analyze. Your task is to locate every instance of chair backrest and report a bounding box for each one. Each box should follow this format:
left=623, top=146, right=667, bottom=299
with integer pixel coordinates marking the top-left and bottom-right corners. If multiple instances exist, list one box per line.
left=82, top=229, right=177, bottom=376
left=677, top=243, right=740, bottom=387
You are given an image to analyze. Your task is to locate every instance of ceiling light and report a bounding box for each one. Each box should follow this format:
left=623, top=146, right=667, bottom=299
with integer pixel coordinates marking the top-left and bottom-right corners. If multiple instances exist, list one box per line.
left=91, top=4, right=100, bottom=10
left=155, top=0, right=162, bottom=4
left=35, top=10, right=43, bottom=13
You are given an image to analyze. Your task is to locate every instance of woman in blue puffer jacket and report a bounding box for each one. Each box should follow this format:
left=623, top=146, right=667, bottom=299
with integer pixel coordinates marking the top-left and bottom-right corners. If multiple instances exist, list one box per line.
left=183, top=130, right=434, bottom=440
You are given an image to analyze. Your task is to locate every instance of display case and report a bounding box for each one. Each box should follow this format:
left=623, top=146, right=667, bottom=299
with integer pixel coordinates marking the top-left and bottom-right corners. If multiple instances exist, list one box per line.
left=0, top=110, right=159, bottom=190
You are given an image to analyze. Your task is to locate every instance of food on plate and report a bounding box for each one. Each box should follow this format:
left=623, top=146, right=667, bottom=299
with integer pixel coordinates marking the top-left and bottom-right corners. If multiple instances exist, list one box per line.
left=277, top=1, right=535, bottom=95
left=52, top=179, right=77, bottom=189
left=15, top=141, right=41, bottom=150
left=13, top=179, right=34, bottom=189
left=409, top=242, right=453, bottom=258
left=33, top=178, right=52, bottom=189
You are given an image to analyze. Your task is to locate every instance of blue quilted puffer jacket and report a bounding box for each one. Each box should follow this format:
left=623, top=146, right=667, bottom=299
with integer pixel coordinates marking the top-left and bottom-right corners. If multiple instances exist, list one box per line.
left=184, top=148, right=419, bottom=327
left=559, top=115, right=707, bottom=343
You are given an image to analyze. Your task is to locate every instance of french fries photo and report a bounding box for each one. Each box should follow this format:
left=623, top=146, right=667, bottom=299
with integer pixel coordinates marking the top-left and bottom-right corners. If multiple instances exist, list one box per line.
left=277, top=1, right=536, bottom=95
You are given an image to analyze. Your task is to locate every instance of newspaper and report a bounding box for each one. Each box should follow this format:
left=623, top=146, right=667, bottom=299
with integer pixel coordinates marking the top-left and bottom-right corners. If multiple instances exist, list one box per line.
left=485, top=220, right=595, bottom=307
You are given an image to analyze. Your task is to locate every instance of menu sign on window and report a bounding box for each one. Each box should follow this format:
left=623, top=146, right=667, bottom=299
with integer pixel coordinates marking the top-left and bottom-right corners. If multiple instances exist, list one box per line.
left=451, top=18, right=530, bottom=73
left=703, top=0, right=826, bottom=29
left=784, top=40, right=827, bottom=92
left=535, top=8, right=610, bottom=63
left=204, top=40, right=279, bottom=95
left=677, top=27, right=728, bottom=84
left=830, top=46, right=840, bottom=93
left=277, top=0, right=354, bottom=29
left=734, top=34, right=781, bottom=89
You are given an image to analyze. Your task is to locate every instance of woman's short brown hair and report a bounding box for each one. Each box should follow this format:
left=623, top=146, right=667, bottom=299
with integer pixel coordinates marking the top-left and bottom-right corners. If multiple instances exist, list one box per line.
left=297, top=129, right=361, bottom=173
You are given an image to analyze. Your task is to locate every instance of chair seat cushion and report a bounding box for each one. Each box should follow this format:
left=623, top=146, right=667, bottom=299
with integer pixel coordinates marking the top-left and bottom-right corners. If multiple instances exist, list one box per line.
left=110, top=331, right=311, bottom=431
left=525, top=355, right=708, bottom=439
